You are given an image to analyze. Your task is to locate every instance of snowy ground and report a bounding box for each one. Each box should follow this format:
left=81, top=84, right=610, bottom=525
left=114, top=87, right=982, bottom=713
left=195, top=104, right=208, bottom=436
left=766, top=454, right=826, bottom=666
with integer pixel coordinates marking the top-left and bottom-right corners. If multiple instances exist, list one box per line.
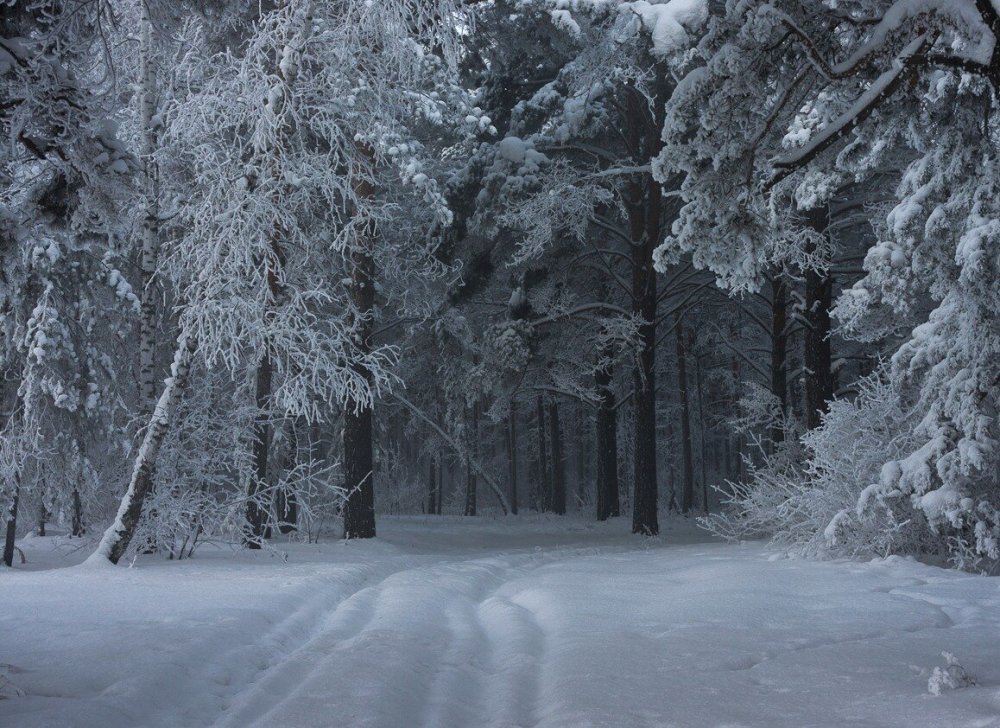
left=2, top=516, right=999, bottom=728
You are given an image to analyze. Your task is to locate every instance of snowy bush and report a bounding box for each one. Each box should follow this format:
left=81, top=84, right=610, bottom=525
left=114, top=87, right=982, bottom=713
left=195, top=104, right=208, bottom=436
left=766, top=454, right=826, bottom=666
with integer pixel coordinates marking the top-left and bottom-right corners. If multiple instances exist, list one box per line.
left=702, top=374, right=985, bottom=566
left=927, top=652, right=976, bottom=696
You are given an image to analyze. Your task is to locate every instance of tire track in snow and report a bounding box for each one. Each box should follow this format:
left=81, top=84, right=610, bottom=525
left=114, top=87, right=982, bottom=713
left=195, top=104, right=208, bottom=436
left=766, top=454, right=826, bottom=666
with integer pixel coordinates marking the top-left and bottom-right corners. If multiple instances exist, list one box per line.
left=213, top=544, right=637, bottom=728
left=201, top=564, right=386, bottom=693
left=473, top=593, right=546, bottom=728
left=211, top=560, right=432, bottom=728
left=420, top=559, right=548, bottom=728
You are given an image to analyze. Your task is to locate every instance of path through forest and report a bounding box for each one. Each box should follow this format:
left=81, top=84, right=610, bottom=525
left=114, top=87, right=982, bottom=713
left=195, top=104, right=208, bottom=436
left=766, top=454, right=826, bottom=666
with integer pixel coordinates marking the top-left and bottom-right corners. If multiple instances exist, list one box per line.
left=3, top=517, right=1000, bottom=727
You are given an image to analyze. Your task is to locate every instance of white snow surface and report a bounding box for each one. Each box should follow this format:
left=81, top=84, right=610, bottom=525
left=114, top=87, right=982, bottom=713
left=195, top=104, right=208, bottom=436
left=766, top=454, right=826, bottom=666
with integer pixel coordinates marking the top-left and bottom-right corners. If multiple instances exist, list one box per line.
left=3, top=516, right=1000, bottom=727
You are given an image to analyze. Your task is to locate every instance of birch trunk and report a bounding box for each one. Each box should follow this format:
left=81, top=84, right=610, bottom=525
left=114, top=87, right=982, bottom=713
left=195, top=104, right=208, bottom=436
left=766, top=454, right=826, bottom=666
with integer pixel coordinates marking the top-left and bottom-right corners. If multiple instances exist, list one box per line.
left=137, top=0, right=161, bottom=409
left=89, top=334, right=197, bottom=565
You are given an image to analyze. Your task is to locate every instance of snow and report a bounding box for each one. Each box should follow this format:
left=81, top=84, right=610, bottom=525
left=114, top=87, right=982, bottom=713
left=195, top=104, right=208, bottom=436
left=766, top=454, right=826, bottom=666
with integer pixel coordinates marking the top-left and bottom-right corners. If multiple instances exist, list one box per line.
left=625, top=0, right=708, bottom=56
left=498, top=136, right=528, bottom=164
left=3, top=517, right=1000, bottom=727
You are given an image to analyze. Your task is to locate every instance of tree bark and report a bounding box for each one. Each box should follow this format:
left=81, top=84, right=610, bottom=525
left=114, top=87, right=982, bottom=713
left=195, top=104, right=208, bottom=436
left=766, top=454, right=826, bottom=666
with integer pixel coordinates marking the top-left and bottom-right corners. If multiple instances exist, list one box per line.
left=436, top=452, right=444, bottom=515
left=595, top=357, right=620, bottom=520
left=90, top=334, right=197, bottom=565
left=769, top=275, right=788, bottom=444
left=246, top=351, right=272, bottom=548
left=507, top=404, right=518, bottom=515
left=803, top=205, right=833, bottom=430
left=426, top=455, right=437, bottom=515
left=535, top=395, right=551, bottom=512
left=71, top=486, right=84, bottom=536
left=621, top=72, right=670, bottom=536
left=36, top=499, right=47, bottom=537
left=342, top=143, right=377, bottom=540
left=675, top=314, right=695, bottom=515
left=625, top=152, right=662, bottom=535
left=695, top=351, right=709, bottom=513
left=547, top=400, right=566, bottom=515
left=137, top=2, right=161, bottom=410
left=3, top=477, right=19, bottom=568
left=465, top=402, right=478, bottom=516
left=804, top=268, right=834, bottom=429
left=275, top=419, right=299, bottom=534
left=630, top=243, right=659, bottom=534
left=804, top=207, right=834, bottom=430
left=575, top=406, right=587, bottom=507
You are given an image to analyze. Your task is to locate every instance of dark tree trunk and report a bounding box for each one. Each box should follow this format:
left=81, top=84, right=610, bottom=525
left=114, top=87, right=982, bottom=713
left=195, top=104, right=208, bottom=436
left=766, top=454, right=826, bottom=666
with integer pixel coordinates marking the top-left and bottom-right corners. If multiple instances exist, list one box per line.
left=770, top=275, right=788, bottom=444
left=595, top=358, right=620, bottom=520
left=275, top=420, right=299, bottom=535
left=535, top=395, right=551, bottom=512
left=465, top=403, right=478, bottom=516
left=343, top=400, right=375, bottom=537
left=36, top=498, right=48, bottom=537
left=804, top=268, right=833, bottom=430
left=804, top=271, right=833, bottom=430
left=666, top=422, right=678, bottom=513
left=548, top=400, right=566, bottom=515
left=465, top=462, right=476, bottom=516
left=427, top=455, right=437, bottom=515
left=695, top=352, right=709, bottom=513
left=71, top=486, right=84, bottom=536
left=342, top=143, right=377, bottom=540
left=575, top=407, right=587, bottom=507
left=3, top=478, right=19, bottom=567
left=507, top=405, right=518, bottom=515
left=630, top=249, right=658, bottom=535
left=246, top=351, right=273, bottom=548
left=625, top=155, right=662, bottom=535
left=436, top=453, right=444, bottom=515
left=675, top=314, right=695, bottom=515
left=621, top=70, right=672, bottom=536
left=804, top=206, right=834, bottom=430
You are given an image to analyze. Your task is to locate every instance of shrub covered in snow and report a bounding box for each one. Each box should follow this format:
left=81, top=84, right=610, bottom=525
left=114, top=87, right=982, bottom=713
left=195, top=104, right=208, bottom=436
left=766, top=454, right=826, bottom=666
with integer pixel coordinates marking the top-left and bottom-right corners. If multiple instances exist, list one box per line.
left=927, top=652, right=976, bottom=696
left=704, top=372, right=999, bottom=572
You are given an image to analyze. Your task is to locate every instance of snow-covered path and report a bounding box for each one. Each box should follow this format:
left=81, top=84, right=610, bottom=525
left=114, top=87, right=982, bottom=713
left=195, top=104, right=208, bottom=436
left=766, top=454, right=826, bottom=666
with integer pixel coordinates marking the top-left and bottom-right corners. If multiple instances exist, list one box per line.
left=2, top=517, right=1000, bottom=727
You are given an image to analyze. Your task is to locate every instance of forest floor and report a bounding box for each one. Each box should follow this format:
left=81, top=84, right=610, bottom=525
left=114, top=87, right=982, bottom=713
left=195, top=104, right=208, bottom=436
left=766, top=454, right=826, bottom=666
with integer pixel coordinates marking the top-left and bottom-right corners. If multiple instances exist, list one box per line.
left=2, top=515, right=999, bottom=728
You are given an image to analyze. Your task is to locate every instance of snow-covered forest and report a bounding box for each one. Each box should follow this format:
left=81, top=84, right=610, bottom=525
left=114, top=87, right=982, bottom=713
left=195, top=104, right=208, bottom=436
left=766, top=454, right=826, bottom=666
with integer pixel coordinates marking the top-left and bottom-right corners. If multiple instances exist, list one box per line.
left=2, top=0, right=999, bottom=725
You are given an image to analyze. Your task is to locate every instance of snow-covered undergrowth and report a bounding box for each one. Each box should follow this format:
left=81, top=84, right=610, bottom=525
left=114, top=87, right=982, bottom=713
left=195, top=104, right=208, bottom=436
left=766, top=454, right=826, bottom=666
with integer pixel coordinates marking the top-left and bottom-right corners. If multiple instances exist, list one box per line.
left=705, top=375, right=1000, bottom=573
left=3, top=516, right=999, bottom=727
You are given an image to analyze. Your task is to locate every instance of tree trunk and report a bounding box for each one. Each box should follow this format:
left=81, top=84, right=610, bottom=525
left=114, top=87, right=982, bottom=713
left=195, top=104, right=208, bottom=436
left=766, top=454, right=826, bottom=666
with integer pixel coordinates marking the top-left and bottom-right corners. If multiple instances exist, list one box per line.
left=436, top=453, right=444, bottom=515
left=342, top=143, right=377, bottom=540
left=595, top=357, right=620, bottom=520
left=246, top=352, right=272, bottom=548
left=275, top=419, right=298, bottom=534
left=535, top=395, right=550, bottom=512
left=136, top=8, right=162, bottom=548
left=675, top=314, right=695, bottom=515
left=695, top=352, right=709, bottom=513
left=36, top=499, right=47, bottom=537
left=507, top=404, right=518, bottom=515
left=548, top=400, right=566, bottom=515
left=630, top=258, right=658, bottom=534
left=802, top=205, right=834, bottom=430
left=575, top=407, right=587, bottom=507
left=769, top=275, right=788, bottom=444
left=138, top=2, right=161, bottom=410
left=622, top=75, right=668, bottom=536
left=804, top=268, right=833, bottom=429
left=71, top=486, right=84, bottom=536
left=465, top=402, right=478, bottom=516
left=426, top=455, right=435, bottom=514
left=3, top=477, right=19, bottom=567
left=89, top=334, right=197, bottom=565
